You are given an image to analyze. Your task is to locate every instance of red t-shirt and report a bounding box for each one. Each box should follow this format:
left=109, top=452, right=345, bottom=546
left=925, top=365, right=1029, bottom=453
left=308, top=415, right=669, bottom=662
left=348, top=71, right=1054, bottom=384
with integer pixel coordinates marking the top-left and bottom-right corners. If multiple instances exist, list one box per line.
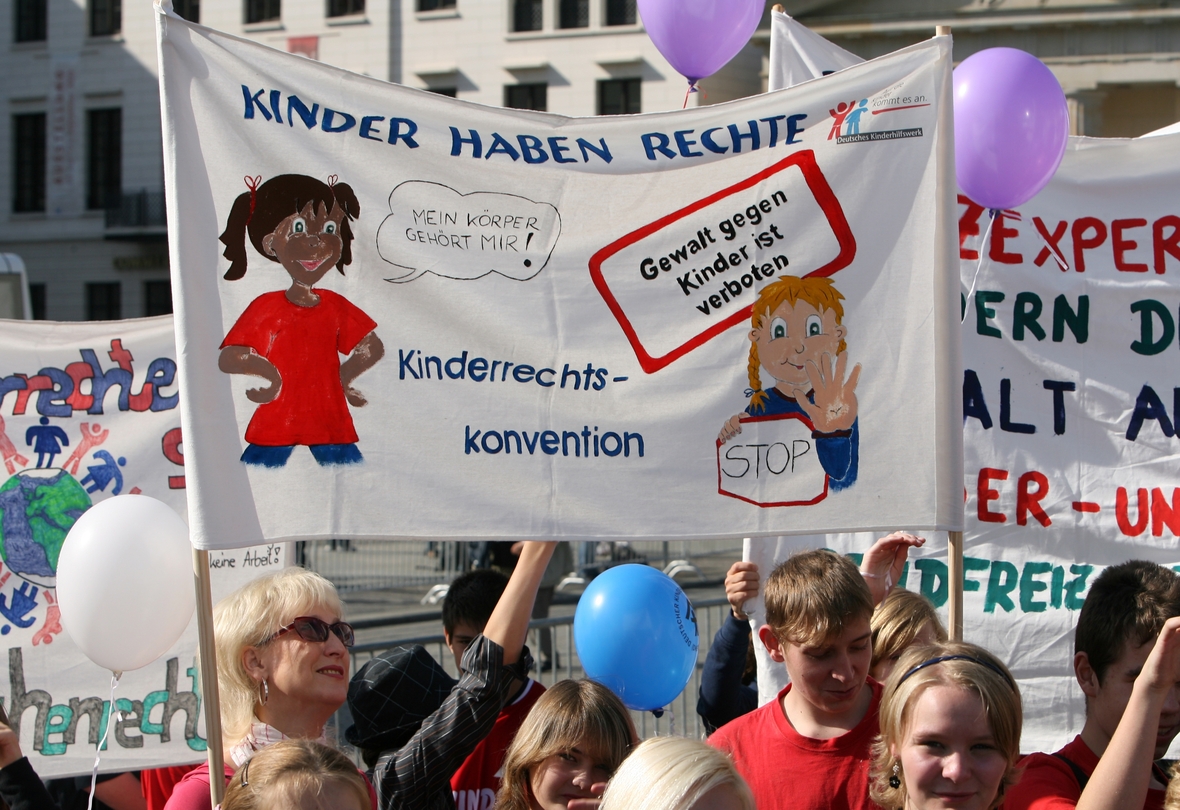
left=1003, top=735, right=1166, bottom=810
left=164, top=760, right=379, bottom=810
left=708, top=680, right=883, bottom=810
left=221, top=289, right=377, bottom=447
left=451, top=679, right=546, bottom=807
left=142, top=764, right=200, bottom=810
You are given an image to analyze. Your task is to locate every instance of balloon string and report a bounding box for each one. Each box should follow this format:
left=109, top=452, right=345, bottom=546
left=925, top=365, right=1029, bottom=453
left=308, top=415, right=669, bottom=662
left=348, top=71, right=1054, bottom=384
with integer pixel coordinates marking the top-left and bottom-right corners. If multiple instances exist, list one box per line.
left=962, top=211, right=997, bottom=324
left=87, top=672, right=122, bottom=810
left=667, top=704, right=675, bottom=736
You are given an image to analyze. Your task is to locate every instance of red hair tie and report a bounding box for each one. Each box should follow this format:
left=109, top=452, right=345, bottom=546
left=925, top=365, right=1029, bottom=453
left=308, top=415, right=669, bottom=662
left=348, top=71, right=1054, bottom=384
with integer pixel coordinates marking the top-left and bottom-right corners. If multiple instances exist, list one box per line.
left=243, top=175, right=262, bottom=225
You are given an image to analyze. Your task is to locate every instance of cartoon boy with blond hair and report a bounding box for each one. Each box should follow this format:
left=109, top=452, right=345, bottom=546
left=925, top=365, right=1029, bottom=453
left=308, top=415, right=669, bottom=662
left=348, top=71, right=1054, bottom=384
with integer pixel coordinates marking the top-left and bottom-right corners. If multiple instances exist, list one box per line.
left=718, top=275, right=861, bottom=490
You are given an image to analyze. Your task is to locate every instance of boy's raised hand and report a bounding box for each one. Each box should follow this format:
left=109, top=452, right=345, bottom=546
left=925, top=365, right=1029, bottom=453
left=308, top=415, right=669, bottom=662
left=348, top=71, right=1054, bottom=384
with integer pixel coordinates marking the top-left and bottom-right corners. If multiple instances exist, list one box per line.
left=725, top=561, right=759, bottom=620
left=860, top=532, right=925, bottom=606
left=1138, top=616, right=1180, bottom=695
left=568, top=782, right=606, bottom=810
left=792, top=351, right=860, bottom=434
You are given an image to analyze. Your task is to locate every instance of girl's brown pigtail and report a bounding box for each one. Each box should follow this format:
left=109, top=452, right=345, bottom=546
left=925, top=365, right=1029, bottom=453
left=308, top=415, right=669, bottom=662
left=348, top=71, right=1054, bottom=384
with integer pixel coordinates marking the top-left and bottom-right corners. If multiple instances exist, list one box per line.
left=332, top=181, right=361, bottom=274
left=747, top=342, right=767, bottom=412
left=219, top=189, right=255, bottom=280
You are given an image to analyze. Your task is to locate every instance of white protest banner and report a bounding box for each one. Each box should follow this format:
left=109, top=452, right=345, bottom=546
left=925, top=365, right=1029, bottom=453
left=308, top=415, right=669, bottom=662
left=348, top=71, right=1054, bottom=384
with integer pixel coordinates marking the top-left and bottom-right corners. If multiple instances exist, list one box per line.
left=0, top=316, right=287, bottom=776
left=768, top=9, right=863, bottom=91
left=748, top=132, right=1180, bottom=755
left=157, top=7, right=962, bottom=550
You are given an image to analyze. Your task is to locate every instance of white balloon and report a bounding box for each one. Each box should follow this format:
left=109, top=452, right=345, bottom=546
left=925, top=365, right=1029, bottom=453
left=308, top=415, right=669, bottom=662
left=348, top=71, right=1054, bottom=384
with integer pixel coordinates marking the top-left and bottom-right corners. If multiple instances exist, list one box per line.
left=57, top=495, right=195, bottom=673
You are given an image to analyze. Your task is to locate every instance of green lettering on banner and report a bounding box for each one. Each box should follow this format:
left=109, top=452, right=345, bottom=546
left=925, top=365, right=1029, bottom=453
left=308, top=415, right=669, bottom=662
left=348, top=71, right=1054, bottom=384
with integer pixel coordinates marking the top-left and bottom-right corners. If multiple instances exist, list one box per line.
left=1020, top=561, right=1052, bottom=613
left=963, top=556, right=989, bottom=592
left=915, top=558, right=947, bottom=608
left=1065, top=564, right=1094, bottom=610
left=985, top=561, right=1019, bottom=613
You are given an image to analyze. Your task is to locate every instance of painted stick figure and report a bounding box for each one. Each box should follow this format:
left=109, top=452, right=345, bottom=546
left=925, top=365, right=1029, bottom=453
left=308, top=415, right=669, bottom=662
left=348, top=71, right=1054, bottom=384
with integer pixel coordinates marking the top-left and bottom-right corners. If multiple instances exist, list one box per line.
left=827, top=100, right=856, bottom=140
left=32, top=591, right=60, bottom=646
left=0, top=582, right=39, bottom=633
left=80, top=450, right=126, bottom=495
left=25, top=417, right=69, bottom=468
left=0, top=415, right=29, bottom=475
left=63, top=422, right=109, bottom=475
left=844, top=99, right=869, bottom=135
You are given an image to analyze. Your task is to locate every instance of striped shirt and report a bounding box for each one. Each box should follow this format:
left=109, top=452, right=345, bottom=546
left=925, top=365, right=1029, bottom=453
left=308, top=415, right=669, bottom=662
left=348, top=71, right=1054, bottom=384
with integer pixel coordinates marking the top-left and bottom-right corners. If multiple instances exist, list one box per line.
left=369, top=636, right=530, bottom=810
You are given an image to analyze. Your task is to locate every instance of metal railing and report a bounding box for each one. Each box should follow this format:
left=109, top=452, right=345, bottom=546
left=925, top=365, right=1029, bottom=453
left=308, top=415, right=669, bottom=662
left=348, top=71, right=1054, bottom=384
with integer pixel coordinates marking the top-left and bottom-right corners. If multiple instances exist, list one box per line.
left=334, top=595, right=734, bottom=742
left=305, top=539, right=742, bottom=596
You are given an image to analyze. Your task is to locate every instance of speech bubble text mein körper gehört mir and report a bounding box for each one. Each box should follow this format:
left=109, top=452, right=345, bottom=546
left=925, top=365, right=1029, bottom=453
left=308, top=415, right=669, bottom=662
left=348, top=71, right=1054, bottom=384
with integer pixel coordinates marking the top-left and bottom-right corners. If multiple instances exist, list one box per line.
left=376, top=181, right=561, bottom=283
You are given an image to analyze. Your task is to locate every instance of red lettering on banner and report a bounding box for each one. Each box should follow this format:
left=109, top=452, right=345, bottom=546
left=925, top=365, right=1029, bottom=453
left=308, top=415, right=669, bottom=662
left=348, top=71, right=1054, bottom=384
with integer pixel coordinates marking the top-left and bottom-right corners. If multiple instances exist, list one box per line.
left=1116, top=487, right=1148, bottom=536
left=958, top=195, right=986, bottom=260
left=1017, top=471, right=1051, bottom=527
left=1152, top=488, right=1180, bottom=537
left=978, top=468, right=1008, bottom=523
left=1112, top=218, right=1148, bottom=273
left=64, top=362, right=95, bottom=411
left=989, top=213, right=1022, bottom=265
left=107, top=339, right=133, bottom=371
left=1071, top=217, right=1107, bottom=273
left=162, top=428, right=185, bottom=489
left=12, top=375, right=52, bottom=415
left=1032, top=218, right=1069, bottom=270
left=1154, top=215, right=1180, bottom=274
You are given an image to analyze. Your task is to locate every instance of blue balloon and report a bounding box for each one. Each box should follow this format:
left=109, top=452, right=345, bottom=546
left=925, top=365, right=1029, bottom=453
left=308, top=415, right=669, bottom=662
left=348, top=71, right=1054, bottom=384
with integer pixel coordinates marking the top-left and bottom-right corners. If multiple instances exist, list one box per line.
left=574, top=564, right=699, bottom=711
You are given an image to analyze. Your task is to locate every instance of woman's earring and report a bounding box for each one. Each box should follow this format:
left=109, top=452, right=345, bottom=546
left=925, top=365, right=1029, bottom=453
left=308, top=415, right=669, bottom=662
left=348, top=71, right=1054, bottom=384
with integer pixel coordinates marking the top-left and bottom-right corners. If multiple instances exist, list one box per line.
left=889, top=762, right=901, bottom=789
left=258, top=678, right=269, bottom=706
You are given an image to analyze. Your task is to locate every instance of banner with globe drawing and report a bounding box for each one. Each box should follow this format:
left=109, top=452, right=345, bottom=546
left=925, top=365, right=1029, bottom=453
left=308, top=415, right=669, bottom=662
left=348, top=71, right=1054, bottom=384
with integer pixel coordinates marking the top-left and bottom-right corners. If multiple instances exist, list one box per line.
left=0, top=315, right=287, bottom=777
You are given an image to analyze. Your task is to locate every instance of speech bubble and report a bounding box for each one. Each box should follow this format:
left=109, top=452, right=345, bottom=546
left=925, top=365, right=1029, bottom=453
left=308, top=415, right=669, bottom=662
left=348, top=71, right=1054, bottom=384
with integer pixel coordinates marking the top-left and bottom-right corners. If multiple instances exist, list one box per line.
left=717, top=413, right=829, bottom=507
left=376, top=181, right=561, bottom=283
left=589, top=150, right=855, bottom=374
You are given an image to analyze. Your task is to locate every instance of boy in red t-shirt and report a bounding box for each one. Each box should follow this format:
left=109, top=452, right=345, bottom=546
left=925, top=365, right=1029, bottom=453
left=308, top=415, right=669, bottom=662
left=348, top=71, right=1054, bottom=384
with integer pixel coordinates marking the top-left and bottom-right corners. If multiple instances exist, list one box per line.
left=443, top=570, right=545, bottom=807
left=1005, top=560, right=1180, bottom=810
left=708, top=549, right=884, bottom=810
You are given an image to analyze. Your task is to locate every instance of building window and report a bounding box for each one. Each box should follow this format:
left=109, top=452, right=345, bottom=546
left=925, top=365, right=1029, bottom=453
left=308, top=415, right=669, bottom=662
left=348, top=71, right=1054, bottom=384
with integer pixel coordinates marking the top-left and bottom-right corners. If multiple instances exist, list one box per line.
left=598, top=78, right=640, bottom=115
left=28, top=283, right=46, bottom=320
left=144, top=280, right=173, bottom=316
left=505, top=83, right=547, bottom=112
left=604, top=0, right=634, bottom=25
left=173, top=0, right=199, bottom=22
left=89, top=0, right=120, bottom=35
left=245, top=0, right=279, bottom=24
left=328, top=0, right=362, bottom=16
left=428, top=87, right=457, bottom=97
left=13, top=113, right=46, bottom=213
left=512, top=0, right=541, bottom=31
left=86, top=108, right=121, bottom=211
left=15, top=0, right=48, bottom=42
left=559, top=0, right=588, bottom=28
left=86, top=282, right=121, bottom=321
left=417, top=0, right=455, bottom=10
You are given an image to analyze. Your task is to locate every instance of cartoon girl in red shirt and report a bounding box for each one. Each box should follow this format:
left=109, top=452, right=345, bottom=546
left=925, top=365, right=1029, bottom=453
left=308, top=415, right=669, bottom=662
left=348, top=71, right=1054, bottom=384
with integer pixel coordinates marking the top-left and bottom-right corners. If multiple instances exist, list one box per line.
left=218, top=174, right=384, bottom=468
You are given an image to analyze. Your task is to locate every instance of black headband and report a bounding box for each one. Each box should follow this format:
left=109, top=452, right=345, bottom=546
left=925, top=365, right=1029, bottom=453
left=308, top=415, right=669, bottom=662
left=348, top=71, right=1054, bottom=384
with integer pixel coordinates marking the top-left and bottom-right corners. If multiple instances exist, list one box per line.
left=896, top=654, right=1016, bottom=690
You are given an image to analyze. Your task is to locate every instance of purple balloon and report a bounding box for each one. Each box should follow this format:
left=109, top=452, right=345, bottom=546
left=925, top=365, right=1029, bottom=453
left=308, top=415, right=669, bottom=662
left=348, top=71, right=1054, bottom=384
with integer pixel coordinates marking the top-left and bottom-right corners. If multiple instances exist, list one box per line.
left=953, top=48, right=1068, bottom=211
left=638, top=0, right=764, bottom=85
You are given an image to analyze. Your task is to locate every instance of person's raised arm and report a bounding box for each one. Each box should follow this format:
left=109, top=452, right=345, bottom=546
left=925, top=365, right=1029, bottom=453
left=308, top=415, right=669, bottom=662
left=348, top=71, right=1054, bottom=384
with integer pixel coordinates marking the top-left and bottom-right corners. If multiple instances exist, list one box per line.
left=859, top=532, right=924, bottom=606
left=1076, top=616, right=1180, bottom=810
left=482, top=541, right=557, bottom=665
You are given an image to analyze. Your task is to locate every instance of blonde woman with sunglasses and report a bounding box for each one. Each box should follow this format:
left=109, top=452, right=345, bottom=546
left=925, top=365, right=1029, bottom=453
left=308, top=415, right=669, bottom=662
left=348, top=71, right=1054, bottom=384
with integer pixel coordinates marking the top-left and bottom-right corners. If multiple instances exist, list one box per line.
left=165, top=568, right=363, bottom=810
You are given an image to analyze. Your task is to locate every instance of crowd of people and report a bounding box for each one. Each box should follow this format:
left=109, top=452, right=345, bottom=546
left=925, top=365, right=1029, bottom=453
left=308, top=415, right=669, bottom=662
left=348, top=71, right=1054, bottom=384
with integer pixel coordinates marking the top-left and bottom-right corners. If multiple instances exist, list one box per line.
left=1, top=537, right=1179, bottom=810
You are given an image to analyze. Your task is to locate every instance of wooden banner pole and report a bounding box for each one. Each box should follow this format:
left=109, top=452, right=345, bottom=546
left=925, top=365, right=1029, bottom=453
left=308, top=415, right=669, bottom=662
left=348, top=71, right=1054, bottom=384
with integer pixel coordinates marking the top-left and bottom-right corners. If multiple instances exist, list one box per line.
left=931, top=23, right=962, bottom=640
left=193, top=548, right=226, bottom=809
left=947, top=530, right=964, bottom=640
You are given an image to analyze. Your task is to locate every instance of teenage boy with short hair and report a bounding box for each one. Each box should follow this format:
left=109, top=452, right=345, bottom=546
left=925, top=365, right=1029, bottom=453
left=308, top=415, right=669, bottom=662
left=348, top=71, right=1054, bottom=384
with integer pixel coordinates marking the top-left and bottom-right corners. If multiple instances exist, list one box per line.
left=708, top=549, right=882, bottom=810
left=1006, top=560, right=1180, bottom=810
left=442, top=570, right=546, bottom=807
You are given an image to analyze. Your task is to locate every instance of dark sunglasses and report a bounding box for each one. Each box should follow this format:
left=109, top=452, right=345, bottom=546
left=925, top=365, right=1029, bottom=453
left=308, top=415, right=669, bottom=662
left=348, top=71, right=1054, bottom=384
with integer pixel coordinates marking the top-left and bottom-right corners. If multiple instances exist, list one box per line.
left=269, top=616, right=355, bottom=648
